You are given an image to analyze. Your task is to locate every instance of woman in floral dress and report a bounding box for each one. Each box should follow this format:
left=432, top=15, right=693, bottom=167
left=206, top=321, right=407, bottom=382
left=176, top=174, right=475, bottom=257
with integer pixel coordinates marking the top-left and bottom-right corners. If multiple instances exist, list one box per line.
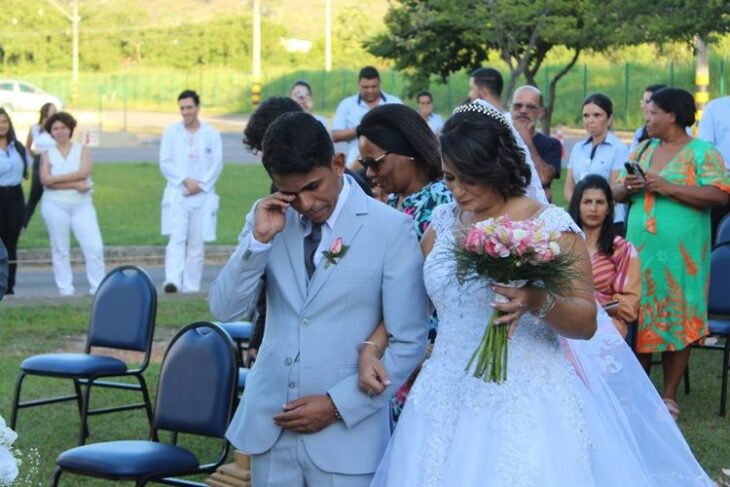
left=614, top=87, right=729, bottom=420
left=356, top=104, right=452, bottom=421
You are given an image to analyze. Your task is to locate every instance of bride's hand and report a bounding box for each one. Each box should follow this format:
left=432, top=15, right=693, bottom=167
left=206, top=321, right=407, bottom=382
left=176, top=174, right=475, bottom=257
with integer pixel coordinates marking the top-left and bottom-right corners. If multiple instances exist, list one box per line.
left=491, top=285, right=546, bottom=338
left=358, top=345, right=391, bottom=397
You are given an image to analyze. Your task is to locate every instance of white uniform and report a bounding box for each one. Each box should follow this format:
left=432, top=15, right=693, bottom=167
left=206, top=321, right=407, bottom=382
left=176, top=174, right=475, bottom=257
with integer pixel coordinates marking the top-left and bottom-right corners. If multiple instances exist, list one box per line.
left=160, top=121, right=223, bottom=292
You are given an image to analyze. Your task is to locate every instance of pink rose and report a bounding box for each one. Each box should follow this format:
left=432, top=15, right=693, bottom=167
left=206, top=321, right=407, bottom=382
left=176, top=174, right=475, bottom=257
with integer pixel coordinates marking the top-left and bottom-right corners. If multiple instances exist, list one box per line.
left=330, top=237, right=343, bottom=255
left=464, top=229, right=487, bottom=254
left=485, top=238, right=511, bottom=258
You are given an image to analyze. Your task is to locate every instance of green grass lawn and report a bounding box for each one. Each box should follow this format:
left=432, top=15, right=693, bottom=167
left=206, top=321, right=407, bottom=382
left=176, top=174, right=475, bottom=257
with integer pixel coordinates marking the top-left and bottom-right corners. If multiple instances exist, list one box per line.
left=19, top=163, right=272, bottom=249
left=1, top=296, right=728, bottom=484
left=0, top=296, right=226, bottom=486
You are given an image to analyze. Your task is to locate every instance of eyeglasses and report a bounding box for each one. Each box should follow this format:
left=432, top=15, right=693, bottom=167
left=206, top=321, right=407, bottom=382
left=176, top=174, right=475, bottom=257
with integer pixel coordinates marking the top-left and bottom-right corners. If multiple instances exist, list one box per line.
left=358, top=151, right=389, bottom=171
left=511, top=102, right=540, bottom=111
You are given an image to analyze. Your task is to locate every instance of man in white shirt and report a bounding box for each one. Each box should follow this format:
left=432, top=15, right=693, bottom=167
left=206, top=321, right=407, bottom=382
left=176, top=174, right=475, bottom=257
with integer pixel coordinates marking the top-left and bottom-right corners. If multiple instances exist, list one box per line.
left=160, top=90, right=223, bottom=293
left=331, top=66, right=402, bottom=166
left=698, top=95, right=730, bottom=242
left=416, top=91, right=444, bottom=135
left=467, top=67, right=548, bottom=204
left=698, top=95, right=730, bottom=166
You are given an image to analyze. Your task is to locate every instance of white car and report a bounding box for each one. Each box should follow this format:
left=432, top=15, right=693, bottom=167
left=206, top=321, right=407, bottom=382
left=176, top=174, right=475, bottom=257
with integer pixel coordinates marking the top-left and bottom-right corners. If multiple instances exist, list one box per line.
left=0, top=79, right=64, bottom=114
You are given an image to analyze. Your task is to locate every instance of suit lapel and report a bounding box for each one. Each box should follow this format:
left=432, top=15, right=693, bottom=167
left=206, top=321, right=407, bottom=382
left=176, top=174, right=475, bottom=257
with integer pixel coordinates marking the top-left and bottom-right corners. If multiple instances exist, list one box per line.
left=282, top=210, right=308, bottom=302
left=304, top=183, right=369, bottom=308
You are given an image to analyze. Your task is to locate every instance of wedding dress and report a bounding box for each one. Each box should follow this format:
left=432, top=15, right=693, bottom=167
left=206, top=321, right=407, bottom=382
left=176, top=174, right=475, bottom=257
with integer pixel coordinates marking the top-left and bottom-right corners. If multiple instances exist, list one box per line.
left=0, top=415, right=19, bottom=485
left=371, top=203, right=712, bottom=487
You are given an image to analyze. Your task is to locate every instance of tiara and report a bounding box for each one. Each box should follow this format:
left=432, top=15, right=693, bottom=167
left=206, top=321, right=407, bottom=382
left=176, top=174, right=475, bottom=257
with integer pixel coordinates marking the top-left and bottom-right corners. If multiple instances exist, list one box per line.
left=452, top=101, right=511, bottom=130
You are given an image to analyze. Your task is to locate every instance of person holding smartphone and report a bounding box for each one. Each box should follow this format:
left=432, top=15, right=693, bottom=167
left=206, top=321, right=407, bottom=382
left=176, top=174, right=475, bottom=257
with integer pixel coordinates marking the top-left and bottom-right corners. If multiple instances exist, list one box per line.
left=613, top=87, right=730, bottom=421
left=289, top=80, right=329, bottom=129
left=569, top=174, right=641, bottom=338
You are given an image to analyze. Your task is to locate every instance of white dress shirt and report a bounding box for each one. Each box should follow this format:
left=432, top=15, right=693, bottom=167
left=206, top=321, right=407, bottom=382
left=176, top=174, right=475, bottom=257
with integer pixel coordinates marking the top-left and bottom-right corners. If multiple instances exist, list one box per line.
left=249, top=175, right=352, bottom=270
left=332, top=92, right=402, bottom=164
left=698, top=96, right=730, bottom=168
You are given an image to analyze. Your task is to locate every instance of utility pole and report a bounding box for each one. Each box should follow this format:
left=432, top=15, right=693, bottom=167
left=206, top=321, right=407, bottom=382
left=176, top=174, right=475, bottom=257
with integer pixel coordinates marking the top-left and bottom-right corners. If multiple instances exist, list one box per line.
left=325, top=0, right=332, bottom=72
left=251, top=0, right=262, bottom=107
left=48, top=0, right=80, bottom=103
left=695, top=36, right=710, bottom=133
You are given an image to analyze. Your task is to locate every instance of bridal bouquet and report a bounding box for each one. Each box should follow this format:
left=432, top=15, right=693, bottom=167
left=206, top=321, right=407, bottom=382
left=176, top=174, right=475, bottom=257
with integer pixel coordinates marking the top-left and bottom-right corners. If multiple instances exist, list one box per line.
left=455, top=216, right=577, bottom=383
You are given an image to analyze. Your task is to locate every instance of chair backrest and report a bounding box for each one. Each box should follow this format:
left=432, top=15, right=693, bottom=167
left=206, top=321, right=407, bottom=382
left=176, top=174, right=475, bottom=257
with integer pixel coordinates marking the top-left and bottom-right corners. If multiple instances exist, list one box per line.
left=87, top=265, right=157, bottom=353
left=715, top=213, right=730, bottom=247
left=153, top=322, right=238, bottom=438
left=709, top=244, right=730, bottom=315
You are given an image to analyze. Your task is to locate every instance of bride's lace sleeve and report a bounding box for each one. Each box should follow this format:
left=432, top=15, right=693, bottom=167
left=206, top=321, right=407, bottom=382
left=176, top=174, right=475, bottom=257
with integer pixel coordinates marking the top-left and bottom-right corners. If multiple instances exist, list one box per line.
left=535, top=205, right=584, bottom=238
left=428, top=202, right=457, bottom=237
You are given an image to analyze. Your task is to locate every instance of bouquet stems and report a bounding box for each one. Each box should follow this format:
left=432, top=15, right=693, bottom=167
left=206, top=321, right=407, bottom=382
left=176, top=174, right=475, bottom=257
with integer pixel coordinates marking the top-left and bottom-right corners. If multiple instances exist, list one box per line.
left=466, top=311, right=508, bottom=383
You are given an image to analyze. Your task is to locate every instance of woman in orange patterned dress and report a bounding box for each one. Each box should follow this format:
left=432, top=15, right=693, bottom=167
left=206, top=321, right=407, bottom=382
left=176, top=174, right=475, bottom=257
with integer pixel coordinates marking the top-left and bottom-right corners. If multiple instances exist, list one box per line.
left=569, top=174, right=641, bottom=337
left=613, top=88, right=730, bottom=420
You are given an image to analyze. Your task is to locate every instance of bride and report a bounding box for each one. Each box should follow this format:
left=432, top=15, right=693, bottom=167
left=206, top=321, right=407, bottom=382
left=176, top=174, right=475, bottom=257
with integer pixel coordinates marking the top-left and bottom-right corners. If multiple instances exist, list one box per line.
left=362, top=102, right=713, bottom=486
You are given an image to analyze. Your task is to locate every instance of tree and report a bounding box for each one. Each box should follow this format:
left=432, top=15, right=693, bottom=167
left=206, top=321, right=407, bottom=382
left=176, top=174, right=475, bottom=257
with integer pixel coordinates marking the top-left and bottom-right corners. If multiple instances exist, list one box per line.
left=367, top=0, right=730, bottom=133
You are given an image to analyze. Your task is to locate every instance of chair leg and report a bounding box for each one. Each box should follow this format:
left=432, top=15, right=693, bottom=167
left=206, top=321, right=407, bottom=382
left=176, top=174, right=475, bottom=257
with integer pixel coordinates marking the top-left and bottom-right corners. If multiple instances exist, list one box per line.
left=72, top=380, right=89, bottom=440
left=684, top=362, right=690, bottom=395
left=9, top=371, right=27, bottom=429
left=136, top=373, right=154, bottom=427
left=51, top=467, right=63, bottom=486
left=78, top=380, right=94, bottom=445
left=720, top=343, right=729, bottom=417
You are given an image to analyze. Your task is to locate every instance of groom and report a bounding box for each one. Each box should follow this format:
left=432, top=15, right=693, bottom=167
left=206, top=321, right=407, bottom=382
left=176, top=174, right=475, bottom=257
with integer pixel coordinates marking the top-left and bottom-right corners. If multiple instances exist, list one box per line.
left=209, top=112, right=428, bottom=486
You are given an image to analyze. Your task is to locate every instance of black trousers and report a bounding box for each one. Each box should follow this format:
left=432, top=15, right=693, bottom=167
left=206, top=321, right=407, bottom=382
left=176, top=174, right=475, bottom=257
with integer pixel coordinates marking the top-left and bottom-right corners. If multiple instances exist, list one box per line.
left=0, top=184, right=25, bottom=294
left=24, top=154, right=44, bottom=228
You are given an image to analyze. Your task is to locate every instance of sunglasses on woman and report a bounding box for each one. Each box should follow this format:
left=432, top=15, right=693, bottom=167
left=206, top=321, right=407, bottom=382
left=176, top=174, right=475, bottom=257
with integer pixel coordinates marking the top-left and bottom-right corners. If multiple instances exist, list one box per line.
left=358, top=151, right=389, bottom=171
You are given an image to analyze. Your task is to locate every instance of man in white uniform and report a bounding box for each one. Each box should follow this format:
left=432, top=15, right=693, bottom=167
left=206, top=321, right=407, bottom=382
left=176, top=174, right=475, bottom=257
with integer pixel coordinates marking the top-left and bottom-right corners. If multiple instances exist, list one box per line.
left=160, top=90, right=223, bottom=293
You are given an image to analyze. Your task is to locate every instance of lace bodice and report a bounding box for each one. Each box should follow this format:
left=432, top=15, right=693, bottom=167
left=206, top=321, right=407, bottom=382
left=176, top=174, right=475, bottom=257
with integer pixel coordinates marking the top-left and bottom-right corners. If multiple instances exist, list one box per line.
left=422, top=203, right=583, bottom=374
left=410, top=202, right=592, bottom=486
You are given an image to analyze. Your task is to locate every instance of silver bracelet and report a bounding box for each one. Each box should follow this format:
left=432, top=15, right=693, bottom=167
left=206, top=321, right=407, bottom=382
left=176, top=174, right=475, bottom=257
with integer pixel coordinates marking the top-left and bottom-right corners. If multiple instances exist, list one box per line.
left=356, top=340, right=384, bottom=357
left=532, top=290, right=557, bottom=319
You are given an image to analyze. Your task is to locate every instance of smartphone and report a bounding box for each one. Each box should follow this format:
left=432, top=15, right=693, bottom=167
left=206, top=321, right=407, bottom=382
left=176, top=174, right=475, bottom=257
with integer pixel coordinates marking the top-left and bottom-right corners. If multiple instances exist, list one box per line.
left=623, top=162, right=647, bottom=182
left=602, top=300, right=619, bottom=312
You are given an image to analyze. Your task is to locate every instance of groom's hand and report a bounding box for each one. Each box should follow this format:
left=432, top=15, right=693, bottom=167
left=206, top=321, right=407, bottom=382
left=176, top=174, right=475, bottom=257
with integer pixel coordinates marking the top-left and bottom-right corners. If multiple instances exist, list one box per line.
left=253, top=193, right=296, bottom=243
left=273, top=394, right=338, bottom=433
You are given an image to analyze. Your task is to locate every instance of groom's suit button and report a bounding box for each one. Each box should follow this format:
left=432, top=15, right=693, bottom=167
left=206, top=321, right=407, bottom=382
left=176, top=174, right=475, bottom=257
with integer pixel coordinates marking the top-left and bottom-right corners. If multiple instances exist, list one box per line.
left=301, top=318, right=310, bottom=327
left=284, top=357, right=293, bottom=366
left=288, top=381, right=296, bottom=389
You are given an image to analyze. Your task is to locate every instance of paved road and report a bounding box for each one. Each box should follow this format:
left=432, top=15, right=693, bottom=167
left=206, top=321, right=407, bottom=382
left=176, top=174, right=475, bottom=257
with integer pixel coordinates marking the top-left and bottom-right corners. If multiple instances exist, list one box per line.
left=89, top=132, right=262, bottom=164
left=10, top=263, right=224, bottom=300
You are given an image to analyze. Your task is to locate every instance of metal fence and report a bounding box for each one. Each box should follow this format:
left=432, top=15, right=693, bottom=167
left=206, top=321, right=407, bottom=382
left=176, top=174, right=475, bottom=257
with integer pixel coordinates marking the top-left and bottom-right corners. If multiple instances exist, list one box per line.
left=11, top=57, right=728, bottom=130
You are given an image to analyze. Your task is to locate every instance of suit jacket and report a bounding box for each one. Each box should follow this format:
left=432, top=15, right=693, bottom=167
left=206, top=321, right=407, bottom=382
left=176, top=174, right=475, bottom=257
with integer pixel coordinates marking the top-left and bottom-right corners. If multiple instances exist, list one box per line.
left=209, top=179, right=428, bottom=474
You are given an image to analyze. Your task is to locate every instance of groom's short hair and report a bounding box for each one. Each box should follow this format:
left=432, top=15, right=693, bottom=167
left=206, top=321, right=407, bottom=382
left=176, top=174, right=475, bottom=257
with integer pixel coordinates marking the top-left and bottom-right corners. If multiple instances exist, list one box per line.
left=262, top=112, right=334, bottom=175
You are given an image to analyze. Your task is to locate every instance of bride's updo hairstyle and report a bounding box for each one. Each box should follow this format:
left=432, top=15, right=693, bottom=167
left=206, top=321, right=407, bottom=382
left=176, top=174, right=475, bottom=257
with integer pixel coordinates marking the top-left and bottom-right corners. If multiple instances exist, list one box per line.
left=440, top=101, right=531, bottom=200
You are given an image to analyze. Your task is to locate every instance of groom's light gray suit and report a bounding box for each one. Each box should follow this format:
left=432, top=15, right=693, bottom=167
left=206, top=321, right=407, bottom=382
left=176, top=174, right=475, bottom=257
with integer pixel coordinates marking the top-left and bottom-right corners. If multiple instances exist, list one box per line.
left=209, top=179, right=428, bottom=476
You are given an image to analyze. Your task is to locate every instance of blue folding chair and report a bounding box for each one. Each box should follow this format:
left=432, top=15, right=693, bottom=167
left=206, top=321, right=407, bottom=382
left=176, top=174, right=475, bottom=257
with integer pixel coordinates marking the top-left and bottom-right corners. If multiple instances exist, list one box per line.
left=10, top=265, right=157, bottom=445
left=691, top=244, right=730, bottom=416
left=714, top=213, right=730, bottom=248
left=216, top=321, right=253, bottom=392
left=51, top=321, right=239, bottom=486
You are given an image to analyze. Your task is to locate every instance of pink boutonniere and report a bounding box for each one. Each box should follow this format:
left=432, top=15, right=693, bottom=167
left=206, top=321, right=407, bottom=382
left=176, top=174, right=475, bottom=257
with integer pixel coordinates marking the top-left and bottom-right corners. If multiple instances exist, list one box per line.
left=322, top=237, right=349, bottom=268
